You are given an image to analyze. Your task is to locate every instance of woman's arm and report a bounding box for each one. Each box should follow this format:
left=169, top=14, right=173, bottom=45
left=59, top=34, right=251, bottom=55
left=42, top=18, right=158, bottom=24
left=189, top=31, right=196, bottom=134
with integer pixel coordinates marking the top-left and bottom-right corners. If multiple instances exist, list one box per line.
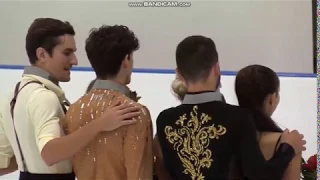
left=153, top=136, right=172, bottom=180
left=281, top=153, right=302, bottom=180
left=238, top=110, right=298, bottom=180
left=270, top=133, right=302, bottom=180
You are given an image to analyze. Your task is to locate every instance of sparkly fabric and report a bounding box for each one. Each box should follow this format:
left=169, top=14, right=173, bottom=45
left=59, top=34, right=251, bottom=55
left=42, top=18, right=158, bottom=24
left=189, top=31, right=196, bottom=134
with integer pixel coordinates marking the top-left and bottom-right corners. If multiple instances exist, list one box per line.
left=63, top=89, right=153, bottom=180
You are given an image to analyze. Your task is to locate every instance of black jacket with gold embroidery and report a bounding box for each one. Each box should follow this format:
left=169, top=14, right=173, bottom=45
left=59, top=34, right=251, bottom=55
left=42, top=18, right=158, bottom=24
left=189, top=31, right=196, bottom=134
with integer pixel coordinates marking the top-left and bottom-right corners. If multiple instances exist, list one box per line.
left=156, top=100, right=294, bottom=180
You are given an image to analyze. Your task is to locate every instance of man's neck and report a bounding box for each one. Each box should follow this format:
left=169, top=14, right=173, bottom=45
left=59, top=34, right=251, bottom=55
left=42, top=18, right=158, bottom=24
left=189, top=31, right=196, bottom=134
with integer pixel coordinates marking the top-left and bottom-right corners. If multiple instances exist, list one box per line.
left=100, top=76, right=126, bottom=86
left=186, top=82, right=217, bottom=93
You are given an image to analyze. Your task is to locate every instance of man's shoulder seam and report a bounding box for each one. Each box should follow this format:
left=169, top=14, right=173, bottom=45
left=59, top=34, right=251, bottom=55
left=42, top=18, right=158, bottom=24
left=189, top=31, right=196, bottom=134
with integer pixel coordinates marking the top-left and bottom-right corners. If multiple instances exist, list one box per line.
left=27, top=87, right=60, bottom=107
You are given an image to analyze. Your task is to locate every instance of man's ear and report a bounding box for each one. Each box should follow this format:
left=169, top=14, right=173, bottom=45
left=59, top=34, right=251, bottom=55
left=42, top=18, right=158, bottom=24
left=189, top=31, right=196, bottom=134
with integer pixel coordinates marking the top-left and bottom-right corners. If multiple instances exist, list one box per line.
left=213, top=62, right=221, bottom=76
left=122, top=54, right=130, bottom=68
left=36, top=47, right=46, bottom=63
left=125, top=54, right=131, bottom=61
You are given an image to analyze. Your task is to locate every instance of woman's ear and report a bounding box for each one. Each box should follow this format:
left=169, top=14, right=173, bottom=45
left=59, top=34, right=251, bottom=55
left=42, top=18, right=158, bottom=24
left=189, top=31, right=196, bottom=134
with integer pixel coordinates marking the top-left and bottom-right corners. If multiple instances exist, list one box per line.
left=270, top=92, right=279, bottom=105
left=265, top=94, right=273, bottom=105
left=264, top=93, right=278, bottom=110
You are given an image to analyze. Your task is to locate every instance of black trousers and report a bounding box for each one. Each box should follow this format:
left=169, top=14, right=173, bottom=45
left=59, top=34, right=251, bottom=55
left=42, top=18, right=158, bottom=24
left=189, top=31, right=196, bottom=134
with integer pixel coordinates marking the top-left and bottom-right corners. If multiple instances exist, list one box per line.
left=19, top=171, right=75, bottom=180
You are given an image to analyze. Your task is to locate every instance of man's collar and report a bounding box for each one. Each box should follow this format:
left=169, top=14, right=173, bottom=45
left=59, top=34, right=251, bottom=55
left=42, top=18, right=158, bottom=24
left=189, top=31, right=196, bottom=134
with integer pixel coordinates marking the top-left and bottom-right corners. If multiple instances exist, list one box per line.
left=22, top=66, right=66, bottom=103
left=23, top=66, right=59, bottom=86
left=91, top=80, right=130, bottom=96
left=182, top=91, right=225, bottom=104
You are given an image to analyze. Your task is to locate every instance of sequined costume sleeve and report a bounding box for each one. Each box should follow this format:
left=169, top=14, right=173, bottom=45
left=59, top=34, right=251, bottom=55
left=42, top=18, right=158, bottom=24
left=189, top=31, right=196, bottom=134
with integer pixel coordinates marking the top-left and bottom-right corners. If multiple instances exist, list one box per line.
left=124, top=106, right=153, bottom=180
left=237, top=109, right=295, bottom=179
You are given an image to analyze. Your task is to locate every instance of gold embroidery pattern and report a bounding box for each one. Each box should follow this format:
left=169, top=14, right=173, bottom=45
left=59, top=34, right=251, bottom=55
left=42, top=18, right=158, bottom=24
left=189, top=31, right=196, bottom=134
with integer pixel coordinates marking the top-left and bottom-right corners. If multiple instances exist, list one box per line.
left=164, top=105, right=227, bottom=180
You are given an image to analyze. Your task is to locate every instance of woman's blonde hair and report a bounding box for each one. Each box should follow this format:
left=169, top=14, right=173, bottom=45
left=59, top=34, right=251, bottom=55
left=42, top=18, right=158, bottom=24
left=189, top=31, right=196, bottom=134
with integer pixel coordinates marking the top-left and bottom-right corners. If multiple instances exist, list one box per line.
left=171, top=78, right=187, bottom=101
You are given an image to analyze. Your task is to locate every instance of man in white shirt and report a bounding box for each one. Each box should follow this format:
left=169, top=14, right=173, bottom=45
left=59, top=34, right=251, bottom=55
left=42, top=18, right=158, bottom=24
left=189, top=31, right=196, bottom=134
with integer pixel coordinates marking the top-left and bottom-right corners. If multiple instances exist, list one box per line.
left=0, top=18, right=140, bottom=180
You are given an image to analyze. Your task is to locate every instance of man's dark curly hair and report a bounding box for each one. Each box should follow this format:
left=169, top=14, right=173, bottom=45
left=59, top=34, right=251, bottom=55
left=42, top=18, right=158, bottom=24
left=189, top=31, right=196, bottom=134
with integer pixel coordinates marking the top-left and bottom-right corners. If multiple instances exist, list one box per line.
left=85, top=25, right=140, bottom=79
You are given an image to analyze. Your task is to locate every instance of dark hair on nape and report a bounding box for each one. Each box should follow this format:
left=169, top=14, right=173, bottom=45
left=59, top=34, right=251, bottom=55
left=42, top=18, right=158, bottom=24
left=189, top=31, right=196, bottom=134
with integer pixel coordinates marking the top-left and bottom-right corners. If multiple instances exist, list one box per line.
left=176, top=35, right=218, bottom=83
left=85, top=79, right=96, bottom=93
left=25, top=18, right=75, bottom=64
left=235, top=64, right=282, bottom=132
left=85, top=25, right=140, bottom=79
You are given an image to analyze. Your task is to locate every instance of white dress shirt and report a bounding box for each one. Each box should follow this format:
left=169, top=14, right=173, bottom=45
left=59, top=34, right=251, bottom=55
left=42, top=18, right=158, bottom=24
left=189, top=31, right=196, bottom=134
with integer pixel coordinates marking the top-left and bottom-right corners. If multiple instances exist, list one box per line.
left=0, top=74, right=72, bottom=174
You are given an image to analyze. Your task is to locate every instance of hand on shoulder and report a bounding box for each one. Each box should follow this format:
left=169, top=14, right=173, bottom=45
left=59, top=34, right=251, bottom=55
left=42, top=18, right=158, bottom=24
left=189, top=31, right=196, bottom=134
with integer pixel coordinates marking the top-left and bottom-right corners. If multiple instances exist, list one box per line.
left=96, top=100, right=141, bottom=131
left=280, top=129, right=306, bottom=155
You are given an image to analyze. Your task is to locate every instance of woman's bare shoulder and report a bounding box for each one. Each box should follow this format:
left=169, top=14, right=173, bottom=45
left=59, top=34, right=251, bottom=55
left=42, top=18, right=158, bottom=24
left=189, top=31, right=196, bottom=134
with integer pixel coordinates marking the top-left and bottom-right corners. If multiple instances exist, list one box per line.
left=259, top=132, right=282, bottom=160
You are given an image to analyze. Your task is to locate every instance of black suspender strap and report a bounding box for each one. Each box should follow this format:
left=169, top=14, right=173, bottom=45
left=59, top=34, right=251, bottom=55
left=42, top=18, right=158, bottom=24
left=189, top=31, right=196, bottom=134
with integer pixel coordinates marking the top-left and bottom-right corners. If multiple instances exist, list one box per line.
left=10, top=81, right=46, bottom=172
